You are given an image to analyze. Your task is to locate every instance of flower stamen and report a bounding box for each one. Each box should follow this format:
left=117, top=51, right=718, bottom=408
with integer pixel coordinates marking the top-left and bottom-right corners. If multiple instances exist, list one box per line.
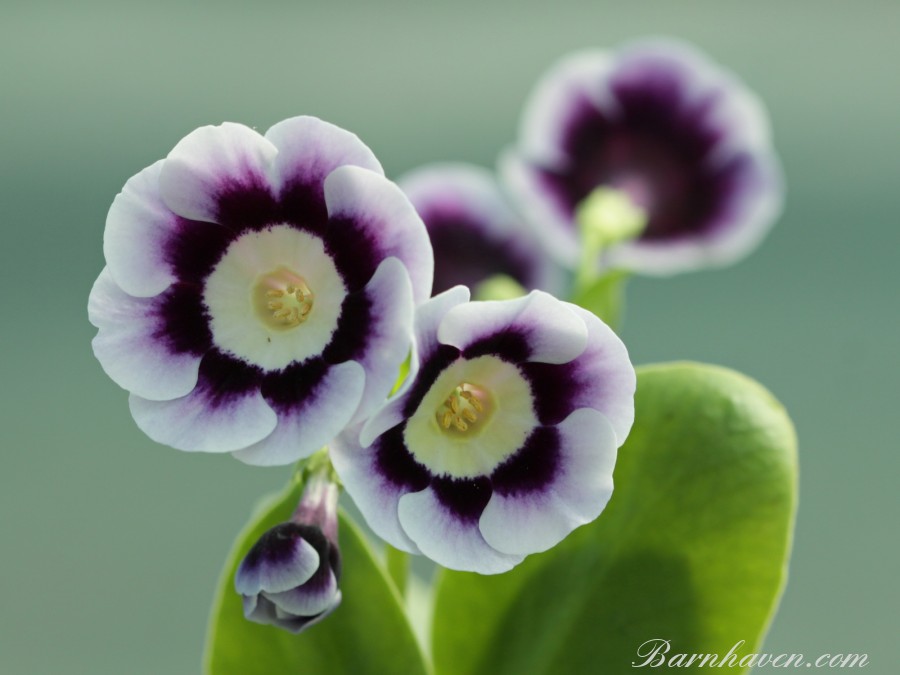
left=436, top=383, right=491, bottom=436
left=254, top=267, right=315, bottom=330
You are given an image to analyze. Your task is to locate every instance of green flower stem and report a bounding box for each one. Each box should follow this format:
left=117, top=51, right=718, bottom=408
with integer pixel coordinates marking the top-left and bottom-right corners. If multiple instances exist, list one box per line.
left=573, top=186, right=646, bottom=295
left=473, top=274, right=528, bottom=301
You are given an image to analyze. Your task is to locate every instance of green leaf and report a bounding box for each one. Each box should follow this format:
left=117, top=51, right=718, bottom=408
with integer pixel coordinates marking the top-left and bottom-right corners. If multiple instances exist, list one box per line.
left=204, top=480, right=431, bottom=675
left=386, top=545, right=410, bottom=597
left=570, top=270, right=628, bottom=328
left=432, top=362, right=797, bottom=675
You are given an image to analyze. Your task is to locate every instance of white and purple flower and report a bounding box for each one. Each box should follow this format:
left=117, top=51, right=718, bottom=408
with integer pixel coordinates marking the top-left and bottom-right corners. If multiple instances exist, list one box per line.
left=502, top=39, right=783, bottom=275
left=88, top=116, right=433, bottom=466
left=236, top=473, right=341, bottom=633
left=398, top=164, right=563, bottom=296
left=331, top=288, right=635, bottom=574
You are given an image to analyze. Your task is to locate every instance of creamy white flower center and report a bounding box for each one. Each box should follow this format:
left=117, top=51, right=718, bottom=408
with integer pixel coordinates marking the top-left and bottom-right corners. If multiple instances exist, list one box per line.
left=204, top=225, right=347, bottom=371
left=405, top=356, right=537, bottom=479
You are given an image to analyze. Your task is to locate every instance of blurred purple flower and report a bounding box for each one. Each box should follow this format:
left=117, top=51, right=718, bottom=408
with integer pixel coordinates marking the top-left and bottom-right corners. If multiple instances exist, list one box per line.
left=502, top=39, right=783, bottom=275
left=398, top=164, right=564, bottom=296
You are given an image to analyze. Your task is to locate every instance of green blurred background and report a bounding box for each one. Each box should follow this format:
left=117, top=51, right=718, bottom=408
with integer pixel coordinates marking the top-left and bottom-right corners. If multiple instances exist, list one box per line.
left=1, top=1, right=897, bottom=673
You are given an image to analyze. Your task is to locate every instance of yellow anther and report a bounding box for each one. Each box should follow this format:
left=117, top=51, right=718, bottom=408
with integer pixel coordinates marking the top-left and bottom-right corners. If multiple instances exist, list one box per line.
left=254, top=268, right=315, bottom=330
left=461, top=390, right=483, bottom=412
left=436, top=383, right=491, bottom=435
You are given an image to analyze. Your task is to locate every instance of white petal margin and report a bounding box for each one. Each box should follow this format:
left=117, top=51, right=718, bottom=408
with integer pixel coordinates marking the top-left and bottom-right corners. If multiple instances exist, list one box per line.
left=518, top=50, right=617, bottom=170
left=158, top=122, right=278, bottom=223
left=479, top=408, right=617, bottom=556
left=324, top=165, right=434, bottom=304
left=397, top=488, right=524, bottom=574
left=232, top=361, right=365, bottom=467
left=235, top=536, right=320, bottom=595
left=438, top=290, right=587, bottom=365
left=266, top=571, right=338, bottom=616
left=103, top=160, right=180, bottom=298
left=398, top=165, right=568, bottom=296
left=330, top=428, right=421, bottom=554
left=129, top=384, right=277, bottom=454
left=358, top=285, right=470, bottom=448
left=399, top=164, right=520, bottom=242
left=499, top=151, right=580, bottom=267
left=350, top=257, right=415, bottom=424
left=88, top=268, right=201, bottom=401
left=565, top=305, right=636, bottom=445
left=265, top=115, right=384, bottom=193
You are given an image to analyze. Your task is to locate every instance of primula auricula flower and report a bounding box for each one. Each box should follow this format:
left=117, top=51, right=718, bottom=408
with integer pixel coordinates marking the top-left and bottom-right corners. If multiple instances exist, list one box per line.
left=397, top=164, right=564, bottom=296
left=236, top=472, right=341, bottom=633
left=331, top=287, right=635, bottom=574
left=88, top=116, right=433, bottom=466
left=501, top=38, right=783, bottom=275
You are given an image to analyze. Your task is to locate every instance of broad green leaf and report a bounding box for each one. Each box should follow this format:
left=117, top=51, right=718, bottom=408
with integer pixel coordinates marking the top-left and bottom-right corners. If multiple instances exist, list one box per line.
left=204, top=480, right=431, bottom=675
left=570, top=270, right=628, bottom=328
left=433, top=362, right=797, bottom=675
left=386, top=545, right=410, bottom=597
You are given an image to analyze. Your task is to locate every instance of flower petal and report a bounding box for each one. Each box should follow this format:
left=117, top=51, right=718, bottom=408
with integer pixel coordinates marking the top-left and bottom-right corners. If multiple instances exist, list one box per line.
left=267, top=568, right=338, bottom=617
left=517, top=50, right=616, bottom=169
left=88, top=268, right=201, bottom=401
left=438, top=290, right=587, bottom=365
left=397, top=163, right=565, bottom=295
left=479, top=408, right=617, bottom=556
left=522, top=303, right=636, bottom=444
left=266, top=115, right=383, bottom=232
left=235, top=525, right=321, bottom=595
left=232, top=361, right=365, bottom=467
left=324, top=165, right=434, bottom=303
left=358, top=286, right=470, bottom=447
left=330, top=425, right=425, bottom=554
left=102, top=160, right=179, bottom=297
left=158, top=122, right=278, bottom=224
left=128, top=353, right=276, bottom=453
left=347, top=257, right=414, bottom=423
left=498, top=153, right=581, bottom=266
left=397, top=486, right=524, bottom=574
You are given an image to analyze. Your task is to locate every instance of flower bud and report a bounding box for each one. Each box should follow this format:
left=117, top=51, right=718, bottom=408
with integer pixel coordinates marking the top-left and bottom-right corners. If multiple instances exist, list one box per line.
left=235, top=474, right=341, bottom=633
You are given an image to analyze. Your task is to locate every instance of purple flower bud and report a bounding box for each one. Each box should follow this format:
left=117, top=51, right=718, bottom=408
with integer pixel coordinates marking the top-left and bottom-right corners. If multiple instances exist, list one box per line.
left=235, top=475, right=341, bottom=632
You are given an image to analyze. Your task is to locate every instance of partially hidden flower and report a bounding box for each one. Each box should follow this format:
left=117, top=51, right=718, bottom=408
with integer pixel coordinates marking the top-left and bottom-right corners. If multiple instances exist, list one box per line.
left=501, top=38, right=783, bottom=275
left=88, top=116, right=433, bottom=466
left=330, top=287, right=635, bottom=573
left=398, top=164, right=564, bottom=296
left=235, top=472, right=341, bottom=633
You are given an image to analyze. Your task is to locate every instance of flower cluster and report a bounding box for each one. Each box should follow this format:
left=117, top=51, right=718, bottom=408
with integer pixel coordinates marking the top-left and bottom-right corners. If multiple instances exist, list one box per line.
left=89, top=37, right=781, bottom=634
